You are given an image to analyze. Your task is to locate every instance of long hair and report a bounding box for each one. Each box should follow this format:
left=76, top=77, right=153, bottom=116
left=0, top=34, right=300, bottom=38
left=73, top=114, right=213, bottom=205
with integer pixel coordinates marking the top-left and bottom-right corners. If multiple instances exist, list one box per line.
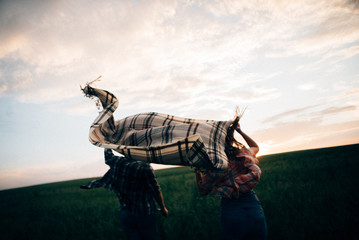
left=225, top=107, right=246, bottom=159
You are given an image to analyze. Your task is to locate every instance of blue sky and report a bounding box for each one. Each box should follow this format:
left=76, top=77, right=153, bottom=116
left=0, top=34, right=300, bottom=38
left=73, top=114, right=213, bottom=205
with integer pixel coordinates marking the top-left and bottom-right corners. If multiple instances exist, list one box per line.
left=0, top=0, right=358, bottom=190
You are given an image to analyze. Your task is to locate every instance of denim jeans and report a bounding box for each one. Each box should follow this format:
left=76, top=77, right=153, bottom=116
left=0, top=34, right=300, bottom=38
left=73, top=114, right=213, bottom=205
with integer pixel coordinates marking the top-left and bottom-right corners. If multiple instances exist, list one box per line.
left=220, top=191, right=267, bottom=240
left=120, top=208, right=157, bottom=240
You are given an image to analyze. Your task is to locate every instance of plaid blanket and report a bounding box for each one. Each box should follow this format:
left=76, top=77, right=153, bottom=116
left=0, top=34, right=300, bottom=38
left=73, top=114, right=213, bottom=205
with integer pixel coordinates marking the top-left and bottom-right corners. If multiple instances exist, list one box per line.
left=83, top=86, right=233, bottom=170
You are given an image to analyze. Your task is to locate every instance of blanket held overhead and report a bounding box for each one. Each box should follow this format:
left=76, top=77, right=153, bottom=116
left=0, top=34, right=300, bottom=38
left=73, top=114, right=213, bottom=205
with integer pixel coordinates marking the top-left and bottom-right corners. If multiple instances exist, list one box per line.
left=83, top=86, right=233, bottom=170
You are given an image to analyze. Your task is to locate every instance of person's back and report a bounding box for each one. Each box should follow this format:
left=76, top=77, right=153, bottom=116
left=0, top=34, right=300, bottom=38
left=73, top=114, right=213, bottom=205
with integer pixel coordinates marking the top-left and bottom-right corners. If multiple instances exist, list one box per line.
left=104, top=149, right=161, bottom=216
left=81, top=149, right=168, bottom=240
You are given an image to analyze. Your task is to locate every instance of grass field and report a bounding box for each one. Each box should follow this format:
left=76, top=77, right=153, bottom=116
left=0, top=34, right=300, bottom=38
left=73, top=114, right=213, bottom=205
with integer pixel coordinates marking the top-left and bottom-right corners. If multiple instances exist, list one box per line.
left=1, top=144, right=359, bottom=240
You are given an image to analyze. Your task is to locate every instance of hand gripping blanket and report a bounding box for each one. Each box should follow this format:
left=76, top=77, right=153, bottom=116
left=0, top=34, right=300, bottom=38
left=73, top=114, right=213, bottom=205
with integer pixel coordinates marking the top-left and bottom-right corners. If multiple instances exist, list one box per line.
left=83, top=85, right=234, bottom=170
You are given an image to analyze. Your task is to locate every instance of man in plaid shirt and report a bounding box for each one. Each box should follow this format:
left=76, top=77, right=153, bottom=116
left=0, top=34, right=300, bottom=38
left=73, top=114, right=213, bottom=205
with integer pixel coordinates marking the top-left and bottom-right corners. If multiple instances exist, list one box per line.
left=81, top=149, right=168, bottom=240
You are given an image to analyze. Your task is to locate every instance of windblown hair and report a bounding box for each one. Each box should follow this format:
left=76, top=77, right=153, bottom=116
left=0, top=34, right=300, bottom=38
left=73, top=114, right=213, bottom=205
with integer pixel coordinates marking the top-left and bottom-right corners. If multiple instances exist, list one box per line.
left=225, top=107, right=246, bottom=159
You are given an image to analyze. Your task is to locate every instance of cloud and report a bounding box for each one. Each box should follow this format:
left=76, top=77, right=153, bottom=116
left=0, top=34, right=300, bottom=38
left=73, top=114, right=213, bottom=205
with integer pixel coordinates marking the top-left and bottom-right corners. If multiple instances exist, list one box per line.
left=262, top=102, right=357, bottom=123
left=0, top=0, right=357, bottom=138
left=298, top=83, right=316, bottom=91
left=0, top=0, right=356, bottom=104
left=315, top=105, right=357, bottom=115
left=248, top=0, right=359, bottom=58
left=253, top=118, right=359, bottom=154
left=1, top=0, right=359, bottom=190
left=262, top=105, right=318, bottom=123
left=0, top=1, right=179, bottom=98
left=255, top=99, right=358, bottom=154
left=328, top=87, right=359, bottom=101
left=296, top=44, right=359, bottom=72
left=0, top=0, right=65, bottom=57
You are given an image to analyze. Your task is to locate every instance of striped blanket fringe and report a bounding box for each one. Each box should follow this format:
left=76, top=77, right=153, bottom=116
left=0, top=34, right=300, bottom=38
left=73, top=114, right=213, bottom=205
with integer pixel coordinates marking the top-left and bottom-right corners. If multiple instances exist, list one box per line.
left=82, top=83, right=234, bottom=170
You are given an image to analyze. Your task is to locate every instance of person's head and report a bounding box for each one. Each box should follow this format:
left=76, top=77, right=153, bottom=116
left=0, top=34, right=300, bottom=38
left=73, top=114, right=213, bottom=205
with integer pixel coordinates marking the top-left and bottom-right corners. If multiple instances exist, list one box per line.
left=225, top=142, right=245, bottom=160
left=225, top=115, right=244, bottom=159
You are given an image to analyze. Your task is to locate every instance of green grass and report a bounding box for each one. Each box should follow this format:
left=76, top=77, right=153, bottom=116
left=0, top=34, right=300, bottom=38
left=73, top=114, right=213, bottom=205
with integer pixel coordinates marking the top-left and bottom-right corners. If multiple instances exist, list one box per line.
left=1, top=144, right=358, bottom=240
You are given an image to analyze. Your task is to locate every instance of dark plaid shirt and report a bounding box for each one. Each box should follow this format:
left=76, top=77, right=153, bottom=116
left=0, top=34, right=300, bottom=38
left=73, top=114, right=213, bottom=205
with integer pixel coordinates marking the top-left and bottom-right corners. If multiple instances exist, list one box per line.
left=83, top=149, right=162, bottom=215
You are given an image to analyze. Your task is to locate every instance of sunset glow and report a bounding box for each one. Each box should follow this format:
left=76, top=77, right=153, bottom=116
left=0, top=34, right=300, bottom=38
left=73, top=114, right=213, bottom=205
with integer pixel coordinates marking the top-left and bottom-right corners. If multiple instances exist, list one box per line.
left=0, top=0, right=358, bottom=190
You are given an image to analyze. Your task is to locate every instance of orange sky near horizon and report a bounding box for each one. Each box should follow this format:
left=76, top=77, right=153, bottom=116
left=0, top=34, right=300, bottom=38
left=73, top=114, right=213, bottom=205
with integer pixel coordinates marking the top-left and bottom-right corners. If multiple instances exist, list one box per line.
left=0, top=0, right=358, bottom=190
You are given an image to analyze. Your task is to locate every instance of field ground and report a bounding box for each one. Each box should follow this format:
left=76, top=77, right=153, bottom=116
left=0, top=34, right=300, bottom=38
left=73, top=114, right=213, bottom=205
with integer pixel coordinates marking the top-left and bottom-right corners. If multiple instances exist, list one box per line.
left=1, top=144, right=359, bottom=239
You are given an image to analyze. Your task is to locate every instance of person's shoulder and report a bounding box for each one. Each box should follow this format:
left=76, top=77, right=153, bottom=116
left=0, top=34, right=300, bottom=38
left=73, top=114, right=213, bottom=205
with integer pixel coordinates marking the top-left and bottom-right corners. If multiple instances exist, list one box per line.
left=136, top=162, right=155, bottom=176
left=112, top=155, right=133, bottom=167
left=239, top=147, right=257, bottom=157
left=126, top=159, right=152, bottom=170
left=112, top=156, right=152, bottom=171
left=138, top=162, right=153, bottom=171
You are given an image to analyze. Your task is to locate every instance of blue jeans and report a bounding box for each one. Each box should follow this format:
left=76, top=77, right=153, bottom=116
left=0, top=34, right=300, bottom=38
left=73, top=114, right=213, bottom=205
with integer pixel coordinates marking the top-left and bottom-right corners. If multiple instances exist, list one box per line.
left=220, top=191, right=267, bottom=240
left=120, top=208, right=157, bottom=240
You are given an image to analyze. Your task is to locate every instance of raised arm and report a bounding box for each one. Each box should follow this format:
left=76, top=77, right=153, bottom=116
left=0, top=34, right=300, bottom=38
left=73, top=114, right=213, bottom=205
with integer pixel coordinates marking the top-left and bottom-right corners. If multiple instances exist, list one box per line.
left=236, top=125, right=259, bottom=155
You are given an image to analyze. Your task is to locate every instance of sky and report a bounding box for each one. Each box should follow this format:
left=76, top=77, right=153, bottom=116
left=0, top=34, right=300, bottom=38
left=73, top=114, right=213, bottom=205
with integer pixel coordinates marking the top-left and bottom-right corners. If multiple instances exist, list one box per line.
left=0, top=0, right=358, bottom=190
